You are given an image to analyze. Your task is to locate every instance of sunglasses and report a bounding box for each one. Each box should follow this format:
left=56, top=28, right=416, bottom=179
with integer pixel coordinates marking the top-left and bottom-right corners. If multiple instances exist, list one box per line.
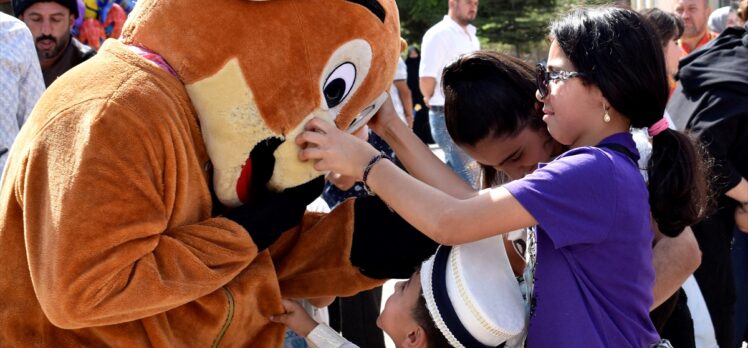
left=536, top=63, right=587, bottom=99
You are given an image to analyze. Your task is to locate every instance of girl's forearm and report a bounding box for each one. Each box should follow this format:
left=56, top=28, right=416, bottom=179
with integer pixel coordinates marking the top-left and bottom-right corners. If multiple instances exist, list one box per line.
left=365, top=159, right=535, bottom=245
left=377, top=118, right=475, bottom=199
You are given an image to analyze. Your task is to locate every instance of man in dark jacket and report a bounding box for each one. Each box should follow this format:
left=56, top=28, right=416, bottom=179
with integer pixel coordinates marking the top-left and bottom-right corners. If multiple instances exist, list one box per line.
left=667, top=23, right=748, bottom=348
left=13, top=0, right=94, bottom=86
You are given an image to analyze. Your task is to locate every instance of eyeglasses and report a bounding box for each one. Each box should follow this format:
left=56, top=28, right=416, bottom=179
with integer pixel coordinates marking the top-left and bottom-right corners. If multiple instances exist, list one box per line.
left=536, top=63, right=587, bottom=99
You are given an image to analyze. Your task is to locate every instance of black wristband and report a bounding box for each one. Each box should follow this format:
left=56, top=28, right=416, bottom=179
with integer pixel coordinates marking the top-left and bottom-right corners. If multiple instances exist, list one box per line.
left=362, top=152, right=389, bottom=195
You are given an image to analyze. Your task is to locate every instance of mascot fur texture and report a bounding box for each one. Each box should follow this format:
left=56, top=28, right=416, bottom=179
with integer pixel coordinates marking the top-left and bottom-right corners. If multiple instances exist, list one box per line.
left=0, top=0, right=437, bottom=346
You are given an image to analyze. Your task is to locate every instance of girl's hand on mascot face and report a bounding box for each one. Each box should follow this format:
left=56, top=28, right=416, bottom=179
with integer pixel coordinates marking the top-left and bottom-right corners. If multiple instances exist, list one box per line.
left=367, top=96, right=400, bottom=136
left=297, top=117, right=379, bottom=180
left=323, top=125, right=369, bottom=190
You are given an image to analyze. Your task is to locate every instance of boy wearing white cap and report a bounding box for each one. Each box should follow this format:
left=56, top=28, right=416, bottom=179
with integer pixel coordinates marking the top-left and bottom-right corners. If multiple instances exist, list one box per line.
left=271, top=235, right=526, bottom=348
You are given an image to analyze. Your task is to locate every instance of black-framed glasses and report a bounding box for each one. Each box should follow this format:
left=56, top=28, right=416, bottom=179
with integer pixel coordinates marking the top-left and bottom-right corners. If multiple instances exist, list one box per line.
left=536, top=63, right=587, bottom=99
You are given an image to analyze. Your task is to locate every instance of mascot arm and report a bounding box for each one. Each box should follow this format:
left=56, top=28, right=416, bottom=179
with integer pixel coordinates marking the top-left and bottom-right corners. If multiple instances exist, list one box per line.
left=270, top=196, right=438, bottom=299
left=20, top=103, right=256, bottom=329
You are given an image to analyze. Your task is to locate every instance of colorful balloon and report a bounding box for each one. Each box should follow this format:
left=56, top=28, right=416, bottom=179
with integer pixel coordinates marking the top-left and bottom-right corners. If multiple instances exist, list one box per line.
left=119, top=0, right=136, bottom=13
left=79, top=18, right=106, bottom=50
left=103, top=3, right=127, bottom=39
left=97, top=0, right=114, bottom=23
left=84, top=0, right=98, bottom=19
left=75, top=0, right=85, bottom=26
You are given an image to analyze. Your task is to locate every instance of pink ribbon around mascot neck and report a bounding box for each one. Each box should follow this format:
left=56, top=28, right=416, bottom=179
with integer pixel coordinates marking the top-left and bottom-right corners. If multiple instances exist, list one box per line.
left=128, top=45, right=179, bottom=80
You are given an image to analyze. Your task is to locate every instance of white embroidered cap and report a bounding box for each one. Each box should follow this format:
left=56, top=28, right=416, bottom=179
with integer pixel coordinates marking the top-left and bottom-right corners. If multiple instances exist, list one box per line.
left=420, top=235, right=526, bottom=347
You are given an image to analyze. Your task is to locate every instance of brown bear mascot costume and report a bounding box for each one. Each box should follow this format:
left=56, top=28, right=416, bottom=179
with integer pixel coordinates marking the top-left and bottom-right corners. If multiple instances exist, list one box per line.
left=0, top=0, right=437, bottom=346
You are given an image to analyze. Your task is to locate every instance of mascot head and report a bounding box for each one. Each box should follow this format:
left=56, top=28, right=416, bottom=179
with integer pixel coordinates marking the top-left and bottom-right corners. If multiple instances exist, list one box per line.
left=120, top=0, right=401, bottom=207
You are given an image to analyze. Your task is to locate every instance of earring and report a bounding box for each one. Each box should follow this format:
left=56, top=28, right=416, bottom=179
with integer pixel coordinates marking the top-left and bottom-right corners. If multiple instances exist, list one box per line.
left=603, top=105, right=611, bottom=123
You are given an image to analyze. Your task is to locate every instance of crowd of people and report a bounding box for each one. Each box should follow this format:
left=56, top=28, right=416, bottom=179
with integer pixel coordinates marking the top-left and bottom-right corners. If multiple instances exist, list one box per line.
left=2, top=0, right=748, bottom=347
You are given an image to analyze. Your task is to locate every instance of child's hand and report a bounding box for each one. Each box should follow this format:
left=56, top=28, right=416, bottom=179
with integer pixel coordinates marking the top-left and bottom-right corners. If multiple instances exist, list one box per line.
left=269, top=299, right=319, bottom=337
left=297, top=118, right=380, bottom=180
left=322, top=125, right=370, bottom=190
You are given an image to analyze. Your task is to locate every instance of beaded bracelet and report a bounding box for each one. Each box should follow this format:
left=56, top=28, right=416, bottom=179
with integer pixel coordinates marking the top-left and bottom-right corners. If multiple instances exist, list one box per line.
left=362, top=152, right=390, bottom=196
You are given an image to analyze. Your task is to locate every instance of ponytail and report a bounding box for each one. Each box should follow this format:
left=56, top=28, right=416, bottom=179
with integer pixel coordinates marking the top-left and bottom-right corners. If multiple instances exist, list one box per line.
left=647, top=129, right=712, bottom=237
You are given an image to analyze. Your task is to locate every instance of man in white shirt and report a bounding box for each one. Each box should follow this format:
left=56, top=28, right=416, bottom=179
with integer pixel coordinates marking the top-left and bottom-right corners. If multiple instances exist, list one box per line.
left=419, top=0, right=480, bottom=186
left=390, top=57, right=413, bottom=128
left=0, top=12, right=45, bottom=171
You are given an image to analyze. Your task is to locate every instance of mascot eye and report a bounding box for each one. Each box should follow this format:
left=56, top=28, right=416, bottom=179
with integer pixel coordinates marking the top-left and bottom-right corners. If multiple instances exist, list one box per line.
left=323, top=62, right=356, bottom=108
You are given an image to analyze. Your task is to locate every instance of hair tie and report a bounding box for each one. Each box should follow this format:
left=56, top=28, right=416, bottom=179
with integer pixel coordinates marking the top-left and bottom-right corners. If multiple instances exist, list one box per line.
left=648, top=117, right=669, bottom=137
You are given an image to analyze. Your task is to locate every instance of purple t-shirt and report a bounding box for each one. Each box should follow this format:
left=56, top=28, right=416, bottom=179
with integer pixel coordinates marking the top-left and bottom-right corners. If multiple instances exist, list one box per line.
left=504, top=133, right=658, bottom=347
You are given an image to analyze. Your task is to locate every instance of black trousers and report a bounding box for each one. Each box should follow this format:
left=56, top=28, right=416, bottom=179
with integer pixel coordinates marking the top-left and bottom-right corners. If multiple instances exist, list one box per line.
left=651, top=288, right=696, bottom=348
left=693, top=211, right=737, bottom=348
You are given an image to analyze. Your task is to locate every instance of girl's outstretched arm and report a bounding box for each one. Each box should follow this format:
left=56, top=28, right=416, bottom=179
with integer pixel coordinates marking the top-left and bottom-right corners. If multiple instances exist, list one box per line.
left=368, top=98, right=475, bottom=199
left=297, top=117, right=536, bottom=245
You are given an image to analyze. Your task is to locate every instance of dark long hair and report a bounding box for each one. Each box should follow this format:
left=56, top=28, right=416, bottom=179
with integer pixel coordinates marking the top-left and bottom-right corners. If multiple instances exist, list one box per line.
left=641, top=8, right=685, bottom=46
left=550, top=7, right=710, bottom=236
left=441, top=50, right=547, bottom=188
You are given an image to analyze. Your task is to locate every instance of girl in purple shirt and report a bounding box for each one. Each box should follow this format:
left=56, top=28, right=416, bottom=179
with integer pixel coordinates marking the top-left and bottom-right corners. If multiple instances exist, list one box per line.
left=296, top=7, right=708, bottom=347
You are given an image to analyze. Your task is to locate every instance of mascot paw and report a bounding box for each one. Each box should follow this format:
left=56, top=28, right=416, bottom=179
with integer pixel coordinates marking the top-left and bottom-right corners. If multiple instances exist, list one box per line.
left=225, top=173, right=324, bottom=250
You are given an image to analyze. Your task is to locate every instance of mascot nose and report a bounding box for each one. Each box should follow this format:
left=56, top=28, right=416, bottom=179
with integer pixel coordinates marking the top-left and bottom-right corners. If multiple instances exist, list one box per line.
left=236, top=137, right=283, bottom=204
